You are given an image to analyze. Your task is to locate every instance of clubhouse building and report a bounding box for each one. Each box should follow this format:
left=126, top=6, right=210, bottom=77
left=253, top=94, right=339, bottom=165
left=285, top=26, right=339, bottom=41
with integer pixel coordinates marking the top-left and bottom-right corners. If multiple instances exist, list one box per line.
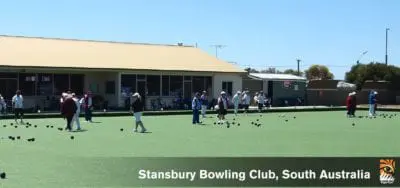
left=0, top=35, right=245, bottom=111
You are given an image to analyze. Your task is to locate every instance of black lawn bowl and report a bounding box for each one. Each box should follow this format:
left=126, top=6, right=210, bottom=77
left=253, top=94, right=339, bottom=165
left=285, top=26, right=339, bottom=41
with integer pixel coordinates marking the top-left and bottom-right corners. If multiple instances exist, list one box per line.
left=50, top=126, right=54, bottom=128
left=233, top=118, right=236, bottom=121
left=70, top=136, right=75, bottom=140
left=227, top=125, right=230, bottom=128
left=256, top=119, right=259, bottom=121
left=251, top=122, right=254, bottom=125
left=256, top=124, right=261, bottom=127
left=120, top=128, right=124, bottom=132
left=10, top=123, right=13, bottom=126
left=3, top=125, right=6, bottom=128
left=16, top=136, right=20, bottom=140
left=352, top=123, right=355, bottom=126
left=0, top=172, right=6, bottom=179
left=213, top=122, right=216, bottom=125
left=26, top=126, right=29, bottom=128
left=27, top=138, right=32, bottom=142
left=58, top=128, right=63, bottom=131
left=34, top=125, right=37, bottom=128
left=8, top=136, right=13, bottom=140
left=232, top=122, right=235, bottom=125
left=237, top=123, right=240, bottom=126
left=14, top=126, right=17, bottom=128
left=285, top=120, right=288, bottom=122
left=31, top=138, right=35, bottom=142
left=46, top=125, right=49, bottom=128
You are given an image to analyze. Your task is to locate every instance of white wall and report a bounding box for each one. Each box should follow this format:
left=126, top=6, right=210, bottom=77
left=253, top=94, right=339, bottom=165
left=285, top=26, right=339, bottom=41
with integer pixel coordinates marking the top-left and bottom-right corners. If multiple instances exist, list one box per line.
left=84, top=72, right=119, bottom=107
left=212, top=74, right=243, bottom=99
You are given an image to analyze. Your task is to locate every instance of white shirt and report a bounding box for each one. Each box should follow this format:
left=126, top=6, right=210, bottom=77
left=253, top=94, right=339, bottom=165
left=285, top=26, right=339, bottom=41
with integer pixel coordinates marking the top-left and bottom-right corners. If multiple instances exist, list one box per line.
left=257, top=95, right=265, bottom=104
left=242, top=94, right=250, bottom=105
left=79, top=97, right=92, bottom=106
left=232, top=94, right=240, bottom=105
left=12, top=95, right=24, bottom=108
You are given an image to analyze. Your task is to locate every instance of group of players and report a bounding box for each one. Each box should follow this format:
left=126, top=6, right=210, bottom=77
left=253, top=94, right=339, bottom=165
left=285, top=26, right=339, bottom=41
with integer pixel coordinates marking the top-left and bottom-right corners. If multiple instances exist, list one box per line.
left=191, top=90, right=271, bottom=125
left=345, top=90, right=379, bottom=117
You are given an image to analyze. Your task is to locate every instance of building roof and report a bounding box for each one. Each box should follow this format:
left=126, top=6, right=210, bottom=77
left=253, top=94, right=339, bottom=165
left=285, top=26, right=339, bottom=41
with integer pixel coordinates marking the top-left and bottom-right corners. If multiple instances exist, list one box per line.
left=248, top=73, right=306, bottom=81
left=0, top=35, right=245, bottom=73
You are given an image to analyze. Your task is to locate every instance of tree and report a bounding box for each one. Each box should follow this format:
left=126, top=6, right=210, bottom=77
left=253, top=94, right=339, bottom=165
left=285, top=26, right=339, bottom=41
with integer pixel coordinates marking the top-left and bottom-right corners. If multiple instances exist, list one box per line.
left=244, top=68, right=259, bottom=73
left=283, top=69, right=303, bottom=76
left=345, top=62, right=400, bottom=90
left=304, top=65, right=334, bottom=80
left=260, top=67, right=282, bottom=74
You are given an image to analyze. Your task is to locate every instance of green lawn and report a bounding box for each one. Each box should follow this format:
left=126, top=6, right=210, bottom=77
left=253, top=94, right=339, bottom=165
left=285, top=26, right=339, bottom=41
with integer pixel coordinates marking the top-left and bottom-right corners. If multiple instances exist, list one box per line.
left=0, top=111, right=399, bottom=187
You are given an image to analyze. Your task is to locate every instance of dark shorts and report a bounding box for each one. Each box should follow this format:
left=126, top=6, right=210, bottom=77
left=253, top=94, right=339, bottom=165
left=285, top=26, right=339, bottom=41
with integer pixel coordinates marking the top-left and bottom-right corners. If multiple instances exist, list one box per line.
left=242, top=105, right=249, bottom=110
left=14, top=108, right=24, bottom=117
left=218, top=109, right=227, bottom=115
left=258, top=103, right=264, bottom=110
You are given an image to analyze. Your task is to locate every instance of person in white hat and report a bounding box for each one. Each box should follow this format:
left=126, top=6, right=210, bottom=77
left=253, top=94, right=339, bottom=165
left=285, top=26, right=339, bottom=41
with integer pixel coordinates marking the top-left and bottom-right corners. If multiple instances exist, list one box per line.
left=241, top=91, right=251, bottom=114
left=350, top=91, right=357, bottom=117
left=217, top=91, right=229, bottom=124
left=346, top=92, right=352, bottom=117
left=200, top=91, right=208, bottom=118
left=130, top=92, right=147, bottom=133
left=232, top=91, right=241, bottom=115
left=71, top=93, right=82, bottom=130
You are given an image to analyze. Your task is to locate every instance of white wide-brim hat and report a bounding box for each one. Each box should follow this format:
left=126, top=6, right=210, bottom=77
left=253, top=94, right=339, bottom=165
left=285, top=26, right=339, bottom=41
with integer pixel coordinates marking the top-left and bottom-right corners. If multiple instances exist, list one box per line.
left=374, top=91, right=378, bottom=95
left=220, top=91, right=226, bottom=95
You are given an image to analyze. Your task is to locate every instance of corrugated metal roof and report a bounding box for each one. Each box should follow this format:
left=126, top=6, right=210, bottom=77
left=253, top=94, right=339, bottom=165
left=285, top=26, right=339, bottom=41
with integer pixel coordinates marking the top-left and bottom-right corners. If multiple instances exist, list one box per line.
left=0, top=35, right=245, bottom=73
left=249, top=73, right=306, bottom=81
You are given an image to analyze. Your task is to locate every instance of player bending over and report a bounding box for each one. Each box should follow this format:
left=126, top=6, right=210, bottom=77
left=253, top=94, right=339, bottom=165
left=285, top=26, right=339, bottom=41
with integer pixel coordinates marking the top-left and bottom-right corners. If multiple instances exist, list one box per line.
left=130, top=93, right=147, bottom=133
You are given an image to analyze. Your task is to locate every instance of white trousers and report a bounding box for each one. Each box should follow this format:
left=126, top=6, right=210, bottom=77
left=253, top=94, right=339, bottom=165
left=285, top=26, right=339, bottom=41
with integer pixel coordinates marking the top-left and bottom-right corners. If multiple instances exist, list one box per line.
left=201, top=105, right=207, bottom=117
left=134, top=112, right=142, bottom=122
left=71, top=112, right=81, bottom=129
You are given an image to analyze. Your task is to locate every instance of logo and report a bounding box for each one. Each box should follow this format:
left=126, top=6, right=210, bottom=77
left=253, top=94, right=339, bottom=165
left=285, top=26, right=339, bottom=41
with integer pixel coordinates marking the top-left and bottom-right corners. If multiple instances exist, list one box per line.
left=379, top=159, right=395, bottom=184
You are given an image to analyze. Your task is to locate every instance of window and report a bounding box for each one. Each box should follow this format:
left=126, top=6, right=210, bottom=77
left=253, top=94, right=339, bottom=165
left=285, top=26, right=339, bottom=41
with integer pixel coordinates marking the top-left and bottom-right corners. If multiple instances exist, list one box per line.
left=137, top=74, right=146, bottom=80
left=184, top=81, right=192, bottom=99
left=70, top=74, right=84, bottom=95
left=54, top=74, right=69, bottom=95
left=222, top=81, right=233, bottom=96
left=121, top=74, right=136, bottom=96
left=146, top=75, right=160, bottom=96
left=205, top=76, right=212, bottom=93
left=162, top=76, right=170, bottom=96
left=170, top=76, right=183, bottom=96
left=19, top=73, right=37, bottom=96
left=0, top=79, right=17, bottom=99
left=105, top=81, right=115, bottom=94
left=0, top=73, right=17, bottom=79
left=37, top=73, right=53, bottom=96
left=192, top=76, right=205, bottom=93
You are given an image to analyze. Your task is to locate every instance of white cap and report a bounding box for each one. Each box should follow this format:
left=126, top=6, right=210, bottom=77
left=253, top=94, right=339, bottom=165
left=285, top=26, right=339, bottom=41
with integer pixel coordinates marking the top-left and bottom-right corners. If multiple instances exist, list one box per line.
left=132, top=92, right=140, bottom=97
left=62, top=93, right=68, bottom=97
left=374, top=91, right=378, bottom=95
left=352, top=91, right=356, bottom=95
left=220, top=91, right=226, bottom=95
left=348, top=93, right=352, bottom=96
left=237, top=91, right=241, bottom=94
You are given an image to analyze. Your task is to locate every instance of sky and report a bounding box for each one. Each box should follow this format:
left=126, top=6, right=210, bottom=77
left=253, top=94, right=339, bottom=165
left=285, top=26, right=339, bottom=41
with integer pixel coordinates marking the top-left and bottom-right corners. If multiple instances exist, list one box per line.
left=0, top=0, right=399, bottom=79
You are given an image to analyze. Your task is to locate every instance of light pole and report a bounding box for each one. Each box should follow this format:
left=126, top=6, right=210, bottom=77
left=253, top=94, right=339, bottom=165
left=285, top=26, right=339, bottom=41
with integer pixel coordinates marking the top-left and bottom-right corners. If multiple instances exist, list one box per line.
left=356, top=51, right=368, bottom=64
left=296, top=59, right=301, bottom=76
left=385, top=28, right=390, bottom=65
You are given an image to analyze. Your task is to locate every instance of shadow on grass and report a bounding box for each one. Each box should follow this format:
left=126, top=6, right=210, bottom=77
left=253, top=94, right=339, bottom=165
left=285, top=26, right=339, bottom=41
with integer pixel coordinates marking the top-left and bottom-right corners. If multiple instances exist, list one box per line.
left=71, top=129, right=88, bottom=133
